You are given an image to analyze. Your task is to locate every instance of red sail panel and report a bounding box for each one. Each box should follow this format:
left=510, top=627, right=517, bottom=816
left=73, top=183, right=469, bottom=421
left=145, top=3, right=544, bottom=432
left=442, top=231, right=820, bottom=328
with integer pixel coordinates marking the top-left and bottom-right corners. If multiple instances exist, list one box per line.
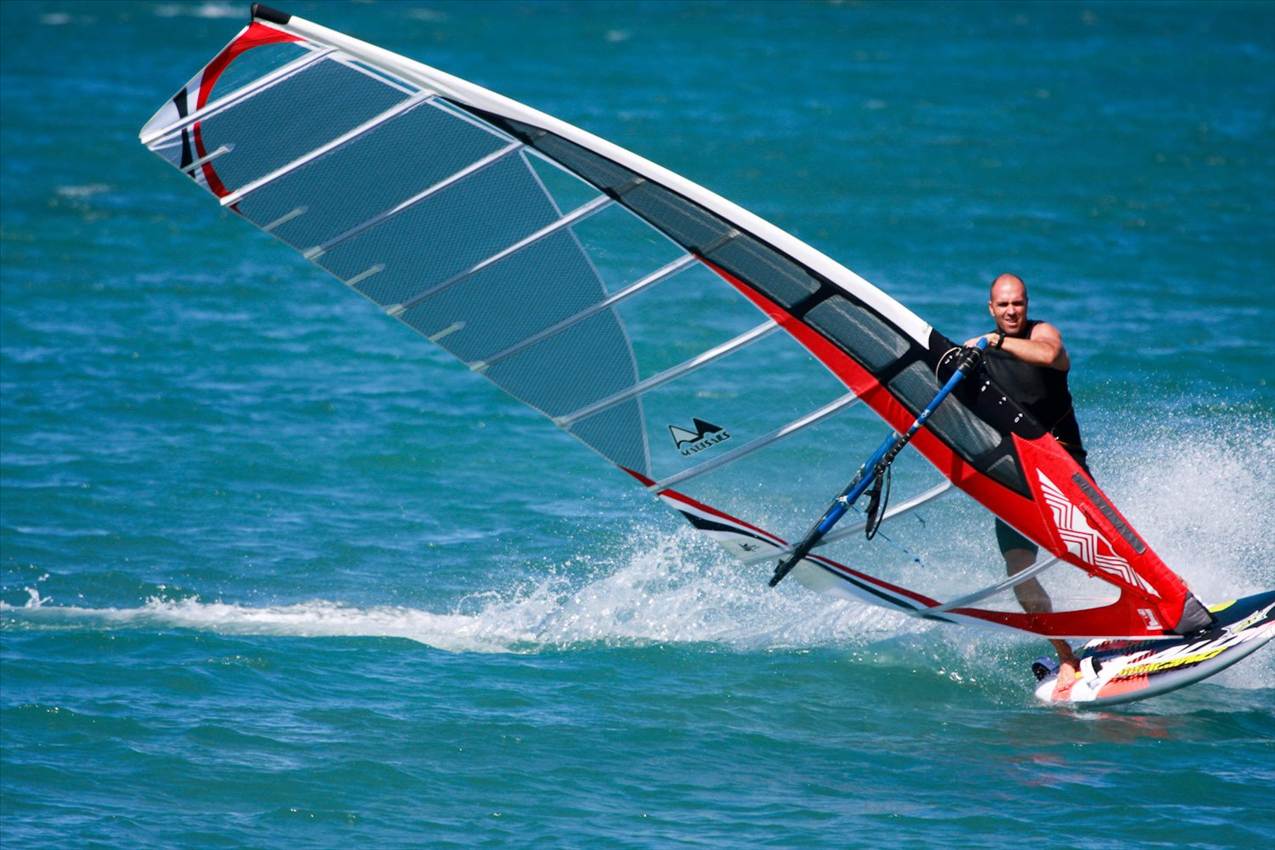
left=707, top=260, right=1193, bottom=637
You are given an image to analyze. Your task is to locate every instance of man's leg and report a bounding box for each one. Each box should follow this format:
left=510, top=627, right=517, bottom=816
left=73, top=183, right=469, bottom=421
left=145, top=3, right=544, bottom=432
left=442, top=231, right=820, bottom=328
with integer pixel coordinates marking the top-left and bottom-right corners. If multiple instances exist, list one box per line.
left=997, top=520, right=1078, bottom=693
left=1006, top=547, right=1078, bottom=670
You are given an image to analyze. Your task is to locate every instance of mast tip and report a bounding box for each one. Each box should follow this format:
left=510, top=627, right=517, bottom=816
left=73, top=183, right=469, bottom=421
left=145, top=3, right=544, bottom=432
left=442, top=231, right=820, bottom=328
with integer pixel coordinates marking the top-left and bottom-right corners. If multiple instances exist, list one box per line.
left=251, top=3, right=291, bottom=25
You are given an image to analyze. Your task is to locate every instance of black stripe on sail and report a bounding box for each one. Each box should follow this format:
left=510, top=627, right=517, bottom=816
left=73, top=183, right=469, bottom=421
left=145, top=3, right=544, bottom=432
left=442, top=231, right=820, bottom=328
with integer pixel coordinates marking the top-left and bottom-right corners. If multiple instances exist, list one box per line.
left=805, top=557, right=927, bottom=614
left=678, top=511, right=774, bottom=545
left=251, top=3, right=292, bottom=24
left=1073, top=474, right=1147, bottom=554
left=173, top=88, right=193, bottom=171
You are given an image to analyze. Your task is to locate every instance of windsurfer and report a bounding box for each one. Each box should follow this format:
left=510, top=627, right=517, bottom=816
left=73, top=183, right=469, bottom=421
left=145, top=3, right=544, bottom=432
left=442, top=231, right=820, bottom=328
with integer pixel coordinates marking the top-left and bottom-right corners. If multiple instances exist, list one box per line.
left=965, top=273, right=1086, bottom=692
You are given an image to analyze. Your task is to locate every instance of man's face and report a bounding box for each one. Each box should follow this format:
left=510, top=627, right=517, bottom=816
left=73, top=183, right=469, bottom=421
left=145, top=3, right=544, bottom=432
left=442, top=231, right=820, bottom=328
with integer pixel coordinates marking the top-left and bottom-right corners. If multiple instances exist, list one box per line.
left=988, top=281, right=1028, bottom=336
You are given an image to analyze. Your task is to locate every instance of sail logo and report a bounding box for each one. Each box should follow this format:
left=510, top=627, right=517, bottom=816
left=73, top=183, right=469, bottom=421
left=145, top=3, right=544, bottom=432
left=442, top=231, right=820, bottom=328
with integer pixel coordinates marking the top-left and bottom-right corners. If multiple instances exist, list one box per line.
left=1037, top=471, right=1158, bottom=598
left=668, top=418, right=731, bottom=456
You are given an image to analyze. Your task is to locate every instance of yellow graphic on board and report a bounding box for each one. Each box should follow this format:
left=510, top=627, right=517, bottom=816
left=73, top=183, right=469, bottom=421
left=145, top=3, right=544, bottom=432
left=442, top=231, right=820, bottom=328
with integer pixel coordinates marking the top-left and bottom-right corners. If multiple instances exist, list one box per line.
left=1114, top=647, right=1227, bottom=679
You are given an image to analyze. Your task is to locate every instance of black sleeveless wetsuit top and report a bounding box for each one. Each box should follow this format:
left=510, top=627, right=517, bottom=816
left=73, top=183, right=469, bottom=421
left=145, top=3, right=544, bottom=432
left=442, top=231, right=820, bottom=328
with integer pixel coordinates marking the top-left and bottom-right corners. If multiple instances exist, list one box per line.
left=982, top=320, right=1088, bottom=467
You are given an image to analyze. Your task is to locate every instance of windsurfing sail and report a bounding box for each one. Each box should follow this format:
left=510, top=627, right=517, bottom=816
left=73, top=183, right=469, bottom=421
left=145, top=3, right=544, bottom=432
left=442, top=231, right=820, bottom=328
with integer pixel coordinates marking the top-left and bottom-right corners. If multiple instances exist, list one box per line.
left=139, top=4, right=1211, bottom=640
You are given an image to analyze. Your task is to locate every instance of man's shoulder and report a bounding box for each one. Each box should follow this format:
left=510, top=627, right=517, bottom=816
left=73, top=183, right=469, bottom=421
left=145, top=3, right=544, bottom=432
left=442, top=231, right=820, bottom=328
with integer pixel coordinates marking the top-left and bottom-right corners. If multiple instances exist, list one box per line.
left=1027, top=320, right=1064, bottom=341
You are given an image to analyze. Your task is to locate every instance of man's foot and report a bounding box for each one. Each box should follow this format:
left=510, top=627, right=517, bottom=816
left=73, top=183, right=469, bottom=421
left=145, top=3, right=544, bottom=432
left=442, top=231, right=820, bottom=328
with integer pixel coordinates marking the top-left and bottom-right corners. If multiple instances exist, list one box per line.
left=1050, top=658, right=1079, bottom=701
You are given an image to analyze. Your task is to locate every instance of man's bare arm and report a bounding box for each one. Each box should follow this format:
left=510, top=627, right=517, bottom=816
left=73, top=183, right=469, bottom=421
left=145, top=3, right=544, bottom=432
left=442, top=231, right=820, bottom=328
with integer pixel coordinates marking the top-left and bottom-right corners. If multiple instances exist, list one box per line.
left=964, top=322, right=1070, bottom=370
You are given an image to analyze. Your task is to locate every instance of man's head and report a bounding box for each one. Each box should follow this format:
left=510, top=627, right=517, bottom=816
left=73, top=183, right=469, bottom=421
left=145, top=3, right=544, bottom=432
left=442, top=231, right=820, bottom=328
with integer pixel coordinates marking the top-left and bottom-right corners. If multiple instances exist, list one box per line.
left=988, top=273, right=1028, bottom=336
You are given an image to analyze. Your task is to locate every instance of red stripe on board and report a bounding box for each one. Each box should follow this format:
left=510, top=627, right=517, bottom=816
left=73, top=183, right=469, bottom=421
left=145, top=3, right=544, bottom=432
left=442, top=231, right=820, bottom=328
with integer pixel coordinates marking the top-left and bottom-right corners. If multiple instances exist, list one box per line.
left=1096, top=674, right=1150, bottom=699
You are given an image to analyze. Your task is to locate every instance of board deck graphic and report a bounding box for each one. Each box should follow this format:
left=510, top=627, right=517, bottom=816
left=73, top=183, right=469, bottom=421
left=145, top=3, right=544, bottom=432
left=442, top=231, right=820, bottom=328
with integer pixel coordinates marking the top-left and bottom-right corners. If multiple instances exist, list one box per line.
left=1035, top=590, right=1275, bottom=707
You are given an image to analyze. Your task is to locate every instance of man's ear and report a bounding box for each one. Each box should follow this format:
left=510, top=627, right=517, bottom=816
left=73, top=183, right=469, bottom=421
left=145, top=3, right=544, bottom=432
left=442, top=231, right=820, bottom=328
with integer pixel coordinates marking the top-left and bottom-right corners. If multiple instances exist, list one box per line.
left=987, top=301, right=995, bottom=319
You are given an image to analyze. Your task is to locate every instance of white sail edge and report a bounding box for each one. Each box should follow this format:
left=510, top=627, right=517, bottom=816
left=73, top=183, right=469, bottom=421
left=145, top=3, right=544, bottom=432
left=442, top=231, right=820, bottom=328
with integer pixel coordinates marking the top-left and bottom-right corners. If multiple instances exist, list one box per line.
left=256, top=12, right=935, bottom=348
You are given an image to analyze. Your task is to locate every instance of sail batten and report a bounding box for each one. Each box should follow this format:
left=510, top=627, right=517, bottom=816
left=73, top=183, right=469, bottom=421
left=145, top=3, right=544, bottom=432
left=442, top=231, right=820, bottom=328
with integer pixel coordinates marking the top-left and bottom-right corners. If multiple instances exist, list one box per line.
left=343, top=263, right=385, bottom=288
left=651, top=393, right=861, bottom=492
left=474, top=253, right=698, bottom=373
left=389, top=194, right=614, bottom=317
left=738, top=480, right=954, bottom=564
left=330, top=54, right=419, bottom=96
left=182, top=144, right=233, bottom=175
left=925, top=556, right=1063, bottom=615
left=261, top=205, right=307, bottom=232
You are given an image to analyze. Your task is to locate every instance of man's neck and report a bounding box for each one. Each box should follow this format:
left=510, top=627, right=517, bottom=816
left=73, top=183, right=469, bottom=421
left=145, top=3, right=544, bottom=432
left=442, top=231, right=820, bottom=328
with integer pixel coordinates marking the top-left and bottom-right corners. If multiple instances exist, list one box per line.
left=999, top=320, right=1033, bottom=339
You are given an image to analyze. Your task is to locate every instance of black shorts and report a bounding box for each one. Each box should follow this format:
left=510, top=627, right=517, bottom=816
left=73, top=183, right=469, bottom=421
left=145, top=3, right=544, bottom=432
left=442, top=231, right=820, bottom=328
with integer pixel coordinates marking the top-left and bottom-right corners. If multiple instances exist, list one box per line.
left=995, top=518, right=1038, bottom=556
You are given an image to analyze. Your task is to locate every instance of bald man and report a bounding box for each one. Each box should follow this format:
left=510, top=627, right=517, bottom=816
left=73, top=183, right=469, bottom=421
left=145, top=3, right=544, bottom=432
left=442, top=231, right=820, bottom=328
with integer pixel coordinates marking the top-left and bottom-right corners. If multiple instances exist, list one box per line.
left=965, top=274, right=1088, bottom=691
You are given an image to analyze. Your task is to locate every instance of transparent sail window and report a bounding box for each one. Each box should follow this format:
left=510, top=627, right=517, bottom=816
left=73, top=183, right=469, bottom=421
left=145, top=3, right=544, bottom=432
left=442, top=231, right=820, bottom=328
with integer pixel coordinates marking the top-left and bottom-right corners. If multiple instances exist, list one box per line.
left=611, top=262, right=775, bottom=379
left=484, top=310, right=638, bottom=421
left=621, top=181, right=736, bottom=255
left=707, top=233, right=822, bottom=309
left=562, top=203, right=684, bottom=293
left=610, top=331, right=850, bottom=483
left=528, top=130, right=641, bottom=197
left=317, top=153, right=560, bottom=308
left=935, top=566, right=1122, bottom=616
left=507, top=119, right=836, bottom=315
left=399, top=228, right=608, bottom=365
left=668, top=401, right=878, bottom=529
left=523, top=150, right=605, bottom=217
left=190, top=59, right=409, bottom=194
left=236, top=100, right=511, bottom=250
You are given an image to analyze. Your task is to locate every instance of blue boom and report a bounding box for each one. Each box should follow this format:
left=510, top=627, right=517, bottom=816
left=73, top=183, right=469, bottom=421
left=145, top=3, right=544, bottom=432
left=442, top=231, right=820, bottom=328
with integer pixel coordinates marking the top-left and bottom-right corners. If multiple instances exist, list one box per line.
left=769, top=338, right=990, bottom=588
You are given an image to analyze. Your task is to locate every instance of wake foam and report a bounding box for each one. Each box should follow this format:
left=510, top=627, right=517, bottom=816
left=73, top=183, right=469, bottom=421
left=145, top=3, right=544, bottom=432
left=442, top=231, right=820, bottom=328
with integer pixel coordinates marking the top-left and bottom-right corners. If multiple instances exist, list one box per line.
left=1084, top=417, right=1275, bottom=689
left=1100, top=419, right=1275, bottom=601
left=1, top=527, right=915, bottom=654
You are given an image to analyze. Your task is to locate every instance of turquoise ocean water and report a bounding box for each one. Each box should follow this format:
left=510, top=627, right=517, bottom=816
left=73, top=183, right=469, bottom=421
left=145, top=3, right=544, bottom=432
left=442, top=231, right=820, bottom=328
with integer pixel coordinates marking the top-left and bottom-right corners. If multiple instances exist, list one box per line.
left=3, top=1, right=1273, bottom=847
